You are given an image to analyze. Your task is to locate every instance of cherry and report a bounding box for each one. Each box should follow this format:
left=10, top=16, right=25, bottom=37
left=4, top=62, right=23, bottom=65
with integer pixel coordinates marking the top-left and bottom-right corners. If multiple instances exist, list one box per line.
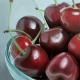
left=46, top=52, right=79, bottom=80
left=16, top=16, right=43, bottom=39
left=58, top=3, right=69, bottom=10
left=8, top=0, right=48, bottom=79
left=10, top=35, right=32, bottom=58
left=5, top=17, right=43, bottom=58
left=14, top=45, right=49, bottom=77
left=68, top=33, right=80, bottom=60
left=39, top=28, right=68, bottom=53
left=60, top=6, right=80, bottom=33
left=76, top=3, right=80, bottom=8
left=44, top=2, right=69, bottom=28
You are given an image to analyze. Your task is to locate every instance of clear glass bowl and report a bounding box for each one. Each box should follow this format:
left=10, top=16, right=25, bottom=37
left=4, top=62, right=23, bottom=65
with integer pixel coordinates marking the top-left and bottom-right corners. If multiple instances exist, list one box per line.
left=5, top=38, right=34, bottom=80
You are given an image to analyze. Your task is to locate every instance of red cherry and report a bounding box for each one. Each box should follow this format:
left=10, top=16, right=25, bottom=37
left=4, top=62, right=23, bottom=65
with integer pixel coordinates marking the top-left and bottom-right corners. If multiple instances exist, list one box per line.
left=44, top=2, right=69, bottom=28
left=39, top=28, right=68, bottom=53
left=14, top=45, right=49, bottom=77
left=10, top=35, right=32, bottom=58
left=16, top=16, right=43, bottom=39
left=58, top=3, right=69, bottom=10
left=46, top=52, right=79, bottom=80
left=76, top=3, right=80, bottom=8
left=61, top=7, right=80, bottom=33
left=68, top=33, right=80, bottom=60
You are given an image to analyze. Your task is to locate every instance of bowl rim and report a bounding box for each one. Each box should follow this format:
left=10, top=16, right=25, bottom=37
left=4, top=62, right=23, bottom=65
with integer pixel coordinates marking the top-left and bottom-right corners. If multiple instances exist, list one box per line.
left=5, top=37, right=34, bottom=80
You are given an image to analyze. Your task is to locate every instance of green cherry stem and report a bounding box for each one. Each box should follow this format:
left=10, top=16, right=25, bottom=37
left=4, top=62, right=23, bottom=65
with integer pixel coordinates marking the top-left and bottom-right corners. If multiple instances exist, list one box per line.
left=9, top=0, right=13, bottom=3
left=32, top=24, right=43, bottom=44
left=35, top=8, right=48, bottom=29
left=28, top=0, right=50, bottom=44
left=35, top=8, right=46, bottom=26
left=8, top=0, right=26, bottom=56
left=33, top=0, right=49, bottom=30
left=54, top=0, right=57, bottom=5
left=72, top=0, right=77, bottom=8
left=7, top=0, right=46, bottom=56
left=4, top=29, right=32, bottom=40
left=4, top=27, right=42, bottom=44
left=9, top=0, right=13, bottom=30
left=11, top=37, right=27, bottom=56
left=72, top=0, right=75, bottom=7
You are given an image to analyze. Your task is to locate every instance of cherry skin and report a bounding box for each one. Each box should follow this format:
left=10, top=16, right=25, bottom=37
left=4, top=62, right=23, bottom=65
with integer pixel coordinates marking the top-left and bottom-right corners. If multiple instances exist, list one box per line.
left=44, top=2, right=69, bottom=28
left=76, top=3, right=80, bottom=8
left=61, top=7, right=80, bottom=33
left=14, top=45, right=49, bottom=77
left=39, top=28, right=68, bottom=53
left=10, top=35, right=32, bottom=58
left=58, top=3, right=69, bottom=10
left=46, top=52, right=79, bottom=80
left=16, top=16, right=43, bottom=39
left=68, top=33, right=80, bottom=60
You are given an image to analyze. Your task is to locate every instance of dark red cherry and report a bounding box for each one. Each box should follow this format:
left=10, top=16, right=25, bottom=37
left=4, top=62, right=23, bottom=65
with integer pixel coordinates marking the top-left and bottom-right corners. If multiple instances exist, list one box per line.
left=16, top=16, right=43, bottom=39
left=14, top=45, right=49, bottom=77
left=46, top=52, right=79, bottom=80
left=39, top=28, right=68, bottom=53
left=68, top=33, right=80, bottom=60
left=76, top=3, right=80, bottom=8
left=44, top=3, right=69, bottom=28
left=60, top=7, right=80, bottom=33
left=10, top=35, right=32, bottom=58
left=58, top=3, right=69, bottom=10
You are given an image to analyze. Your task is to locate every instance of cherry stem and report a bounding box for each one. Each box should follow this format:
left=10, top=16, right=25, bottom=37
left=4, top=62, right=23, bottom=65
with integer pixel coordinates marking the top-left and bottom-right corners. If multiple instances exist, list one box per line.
left=4, top=29, right=32, bottom=40
left=31, top=0, right=49, bottom=44
left=9, top=0, right=13, bottom=3
left=35, top=7, right=49, bottom=29
left=54, top=0, right=57, bottom=5
left=33, top=0, right=49, bottom=28
left=8, top=0, right=27, bottom=56
left=35, top=8, right=47, bottom=26
left=35, top=7, right=48, bottom=29
left=32, top=24, right=43, bottom=44
left=72, top=0, right=76, bottom=8
left=11, top=37, right=27, bottom=56
left=35, top=7, right=44, bottom=12
left=4, top=28, right=42, bottom=44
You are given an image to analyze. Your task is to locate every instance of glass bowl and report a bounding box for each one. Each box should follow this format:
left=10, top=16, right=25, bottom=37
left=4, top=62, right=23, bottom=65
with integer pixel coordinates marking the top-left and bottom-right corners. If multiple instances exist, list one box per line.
left=5, top=38, right=35, bottom=80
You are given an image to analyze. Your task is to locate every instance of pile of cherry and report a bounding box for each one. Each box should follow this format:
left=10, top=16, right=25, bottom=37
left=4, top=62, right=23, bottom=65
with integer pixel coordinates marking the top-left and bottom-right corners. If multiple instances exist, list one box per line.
left=7, top=1, right=80, bottom=80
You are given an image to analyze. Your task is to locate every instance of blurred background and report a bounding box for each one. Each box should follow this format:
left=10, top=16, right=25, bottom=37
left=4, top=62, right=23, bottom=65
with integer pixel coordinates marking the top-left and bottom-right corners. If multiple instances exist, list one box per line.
left=0, top=0, right=79, bottom=80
